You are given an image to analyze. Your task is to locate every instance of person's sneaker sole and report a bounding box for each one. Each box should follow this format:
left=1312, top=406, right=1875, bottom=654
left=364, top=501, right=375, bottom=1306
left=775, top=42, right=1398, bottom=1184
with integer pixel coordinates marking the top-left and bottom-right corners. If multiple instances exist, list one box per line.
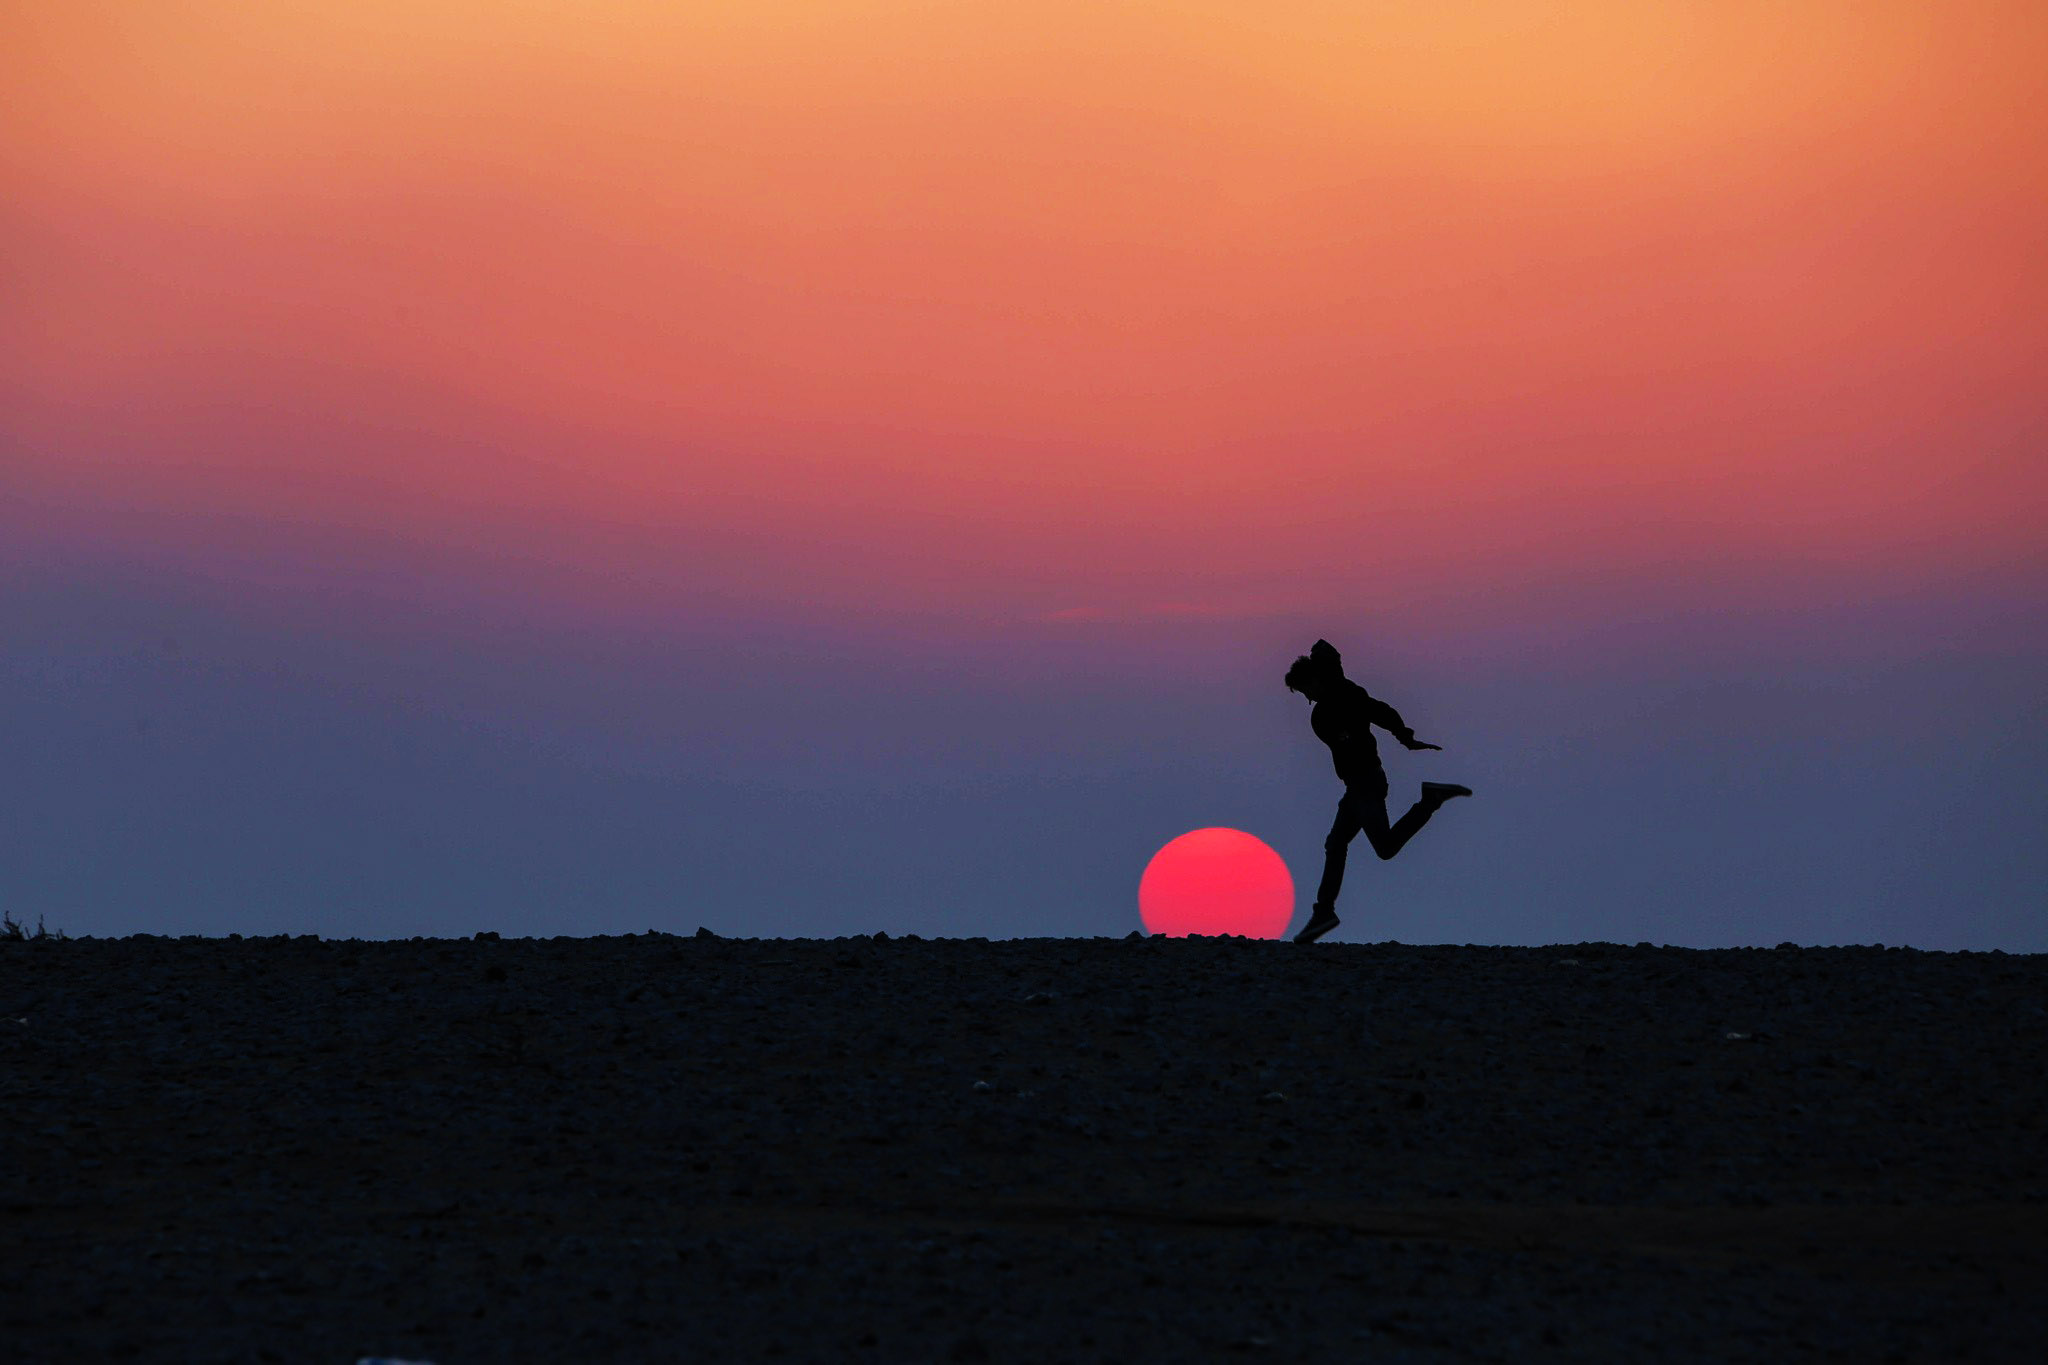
left=1293, top=913, right=1340, bottom=944
left=1421, top=782, right=1473, bottom=799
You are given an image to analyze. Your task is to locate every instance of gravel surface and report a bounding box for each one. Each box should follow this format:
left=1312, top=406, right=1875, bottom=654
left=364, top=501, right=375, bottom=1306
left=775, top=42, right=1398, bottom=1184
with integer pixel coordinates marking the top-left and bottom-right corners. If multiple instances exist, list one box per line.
left=6, top=932, right=2045, bottom=1362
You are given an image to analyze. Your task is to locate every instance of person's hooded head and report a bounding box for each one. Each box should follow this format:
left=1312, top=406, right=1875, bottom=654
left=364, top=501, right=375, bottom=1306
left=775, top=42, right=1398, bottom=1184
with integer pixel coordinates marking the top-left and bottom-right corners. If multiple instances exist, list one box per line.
left=1284, top=639, right=1345, bottom=698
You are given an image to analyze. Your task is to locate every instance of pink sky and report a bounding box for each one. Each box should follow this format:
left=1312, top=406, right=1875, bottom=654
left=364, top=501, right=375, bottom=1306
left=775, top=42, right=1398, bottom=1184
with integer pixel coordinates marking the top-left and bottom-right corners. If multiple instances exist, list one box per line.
left=5, top=2, right=2044, bottom=639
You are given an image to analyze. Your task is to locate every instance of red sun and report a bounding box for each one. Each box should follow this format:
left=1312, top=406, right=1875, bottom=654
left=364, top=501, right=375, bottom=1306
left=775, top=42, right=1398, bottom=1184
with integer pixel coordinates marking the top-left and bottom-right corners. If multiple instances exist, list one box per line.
left=1138, top=828, right=1296, bottom=939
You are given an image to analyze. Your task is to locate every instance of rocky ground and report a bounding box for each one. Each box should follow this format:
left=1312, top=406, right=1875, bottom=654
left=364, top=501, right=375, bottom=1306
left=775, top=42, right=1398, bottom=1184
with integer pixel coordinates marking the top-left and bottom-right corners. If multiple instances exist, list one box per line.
left=5, top=932, right=2045, bottom=1362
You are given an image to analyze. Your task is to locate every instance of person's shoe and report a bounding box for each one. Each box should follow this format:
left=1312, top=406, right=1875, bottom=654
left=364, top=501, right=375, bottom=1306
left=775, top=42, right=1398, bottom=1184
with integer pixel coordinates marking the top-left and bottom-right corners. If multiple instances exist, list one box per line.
left=1293, top=904, right=1340, bottom=944
left=1420, top=781, right=1473, bottom=802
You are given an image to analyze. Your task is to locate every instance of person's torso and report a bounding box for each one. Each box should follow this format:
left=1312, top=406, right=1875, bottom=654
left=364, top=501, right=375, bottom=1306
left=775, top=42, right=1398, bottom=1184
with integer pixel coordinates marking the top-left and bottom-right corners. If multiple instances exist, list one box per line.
left=1310, top=682, right=1384, bottom=785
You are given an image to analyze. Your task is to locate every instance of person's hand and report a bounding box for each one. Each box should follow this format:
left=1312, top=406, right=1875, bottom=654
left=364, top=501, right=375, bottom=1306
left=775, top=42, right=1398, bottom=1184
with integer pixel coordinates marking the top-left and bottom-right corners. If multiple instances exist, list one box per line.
left=1404, top=739, right=1442, bottom=751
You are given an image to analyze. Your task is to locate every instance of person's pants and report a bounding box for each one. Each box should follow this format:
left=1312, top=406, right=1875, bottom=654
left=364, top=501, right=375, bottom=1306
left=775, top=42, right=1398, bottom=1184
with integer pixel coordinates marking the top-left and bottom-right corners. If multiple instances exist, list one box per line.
left=1315, top=780, right=1442, bottom=910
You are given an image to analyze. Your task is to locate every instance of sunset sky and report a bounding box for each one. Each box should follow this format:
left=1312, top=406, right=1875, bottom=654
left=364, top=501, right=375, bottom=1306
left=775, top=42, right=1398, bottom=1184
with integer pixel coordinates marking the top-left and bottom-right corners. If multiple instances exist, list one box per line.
left=5, top=2, right=2043, bottom=947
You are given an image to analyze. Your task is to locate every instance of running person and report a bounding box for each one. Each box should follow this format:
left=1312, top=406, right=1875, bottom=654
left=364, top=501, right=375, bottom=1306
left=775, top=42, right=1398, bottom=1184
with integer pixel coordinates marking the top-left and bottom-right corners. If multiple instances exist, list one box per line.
left=1285, top=639, right=1470, bottom=943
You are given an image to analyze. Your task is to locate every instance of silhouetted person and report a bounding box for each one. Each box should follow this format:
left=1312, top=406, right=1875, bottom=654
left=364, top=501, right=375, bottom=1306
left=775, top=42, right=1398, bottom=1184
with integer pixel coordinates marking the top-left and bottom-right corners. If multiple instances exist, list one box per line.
left=1286, top=639, right=1470, bottom=943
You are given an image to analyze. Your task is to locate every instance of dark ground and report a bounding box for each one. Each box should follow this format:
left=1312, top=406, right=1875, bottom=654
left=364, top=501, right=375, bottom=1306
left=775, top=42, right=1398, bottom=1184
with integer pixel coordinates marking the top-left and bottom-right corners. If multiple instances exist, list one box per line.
left=5, top=932, right=2045, bottom=1362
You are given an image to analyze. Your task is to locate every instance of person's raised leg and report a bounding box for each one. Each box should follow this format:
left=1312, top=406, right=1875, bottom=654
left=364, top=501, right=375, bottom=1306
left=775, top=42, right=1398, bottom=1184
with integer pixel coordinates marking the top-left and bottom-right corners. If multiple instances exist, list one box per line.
left=1363, top=782, right=1471, bottom=861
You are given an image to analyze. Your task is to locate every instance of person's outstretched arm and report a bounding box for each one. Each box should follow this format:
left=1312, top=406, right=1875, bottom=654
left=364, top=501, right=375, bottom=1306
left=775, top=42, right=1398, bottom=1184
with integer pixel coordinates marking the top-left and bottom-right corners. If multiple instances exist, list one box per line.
left=1367, top=696, right=1441, bottom=750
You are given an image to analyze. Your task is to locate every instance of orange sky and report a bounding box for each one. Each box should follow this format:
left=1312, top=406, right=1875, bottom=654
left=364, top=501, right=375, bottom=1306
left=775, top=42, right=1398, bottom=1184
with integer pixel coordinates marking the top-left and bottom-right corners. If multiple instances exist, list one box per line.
left=5, top=1, right=2044, bottom=625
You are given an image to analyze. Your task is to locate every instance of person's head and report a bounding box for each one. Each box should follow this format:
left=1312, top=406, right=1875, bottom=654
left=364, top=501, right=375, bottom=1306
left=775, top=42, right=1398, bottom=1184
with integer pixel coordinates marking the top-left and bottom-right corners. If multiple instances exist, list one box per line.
left=1284, top=639, right=1344, bottom=699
